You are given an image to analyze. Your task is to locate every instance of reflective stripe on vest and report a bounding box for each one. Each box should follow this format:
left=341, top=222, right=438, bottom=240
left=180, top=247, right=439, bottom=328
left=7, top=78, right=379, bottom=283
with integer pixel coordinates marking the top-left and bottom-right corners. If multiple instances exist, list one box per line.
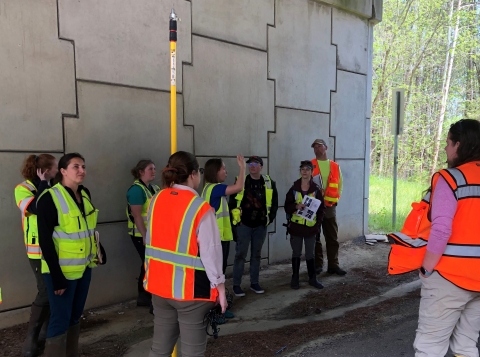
left=201, top=183, right=233, bottom=241
left=127, top=181, right=160, bottom=237
left=290, top=191, right=317, bottom=227
left=234, top=175, right=273, bottom=226
left=311, top=159, right=340, bottom=207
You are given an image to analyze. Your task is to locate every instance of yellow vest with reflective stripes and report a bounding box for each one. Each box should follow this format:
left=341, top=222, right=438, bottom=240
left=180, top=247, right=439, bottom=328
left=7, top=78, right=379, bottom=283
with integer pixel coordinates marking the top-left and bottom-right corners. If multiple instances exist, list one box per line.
left=201, top=183, right=233, bottom=242
left=39, top=184, right=98, bottom=279
left=126, top=180, right=160, bottom=237
left=14, top=180, right=42, bottom=259
left=290, top=191, right=317, bottom=227
left=234, top=175, right=273, bottom=226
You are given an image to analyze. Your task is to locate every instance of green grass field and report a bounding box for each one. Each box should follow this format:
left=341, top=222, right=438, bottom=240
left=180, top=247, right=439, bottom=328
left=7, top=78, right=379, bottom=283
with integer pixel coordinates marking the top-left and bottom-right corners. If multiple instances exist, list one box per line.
left=368, top=175, right=428, bottom=233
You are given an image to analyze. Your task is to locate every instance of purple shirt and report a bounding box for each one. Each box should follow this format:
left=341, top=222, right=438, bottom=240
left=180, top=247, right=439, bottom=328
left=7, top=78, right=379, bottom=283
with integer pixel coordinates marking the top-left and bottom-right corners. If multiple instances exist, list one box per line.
left=427, top=176, right=458, bottom=255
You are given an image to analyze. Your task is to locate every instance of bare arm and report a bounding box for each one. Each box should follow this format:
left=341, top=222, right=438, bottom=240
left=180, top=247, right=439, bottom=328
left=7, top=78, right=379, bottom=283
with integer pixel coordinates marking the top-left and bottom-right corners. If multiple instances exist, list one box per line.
left=130, top=205, right=147, bottom=243
left=225, top=154, right=246, bottom=196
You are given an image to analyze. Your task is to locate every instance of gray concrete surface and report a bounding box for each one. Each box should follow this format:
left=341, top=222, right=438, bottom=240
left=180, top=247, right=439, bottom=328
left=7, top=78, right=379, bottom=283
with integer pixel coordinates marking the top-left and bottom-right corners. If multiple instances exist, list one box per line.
left=1, top=0, right=382, bottom=314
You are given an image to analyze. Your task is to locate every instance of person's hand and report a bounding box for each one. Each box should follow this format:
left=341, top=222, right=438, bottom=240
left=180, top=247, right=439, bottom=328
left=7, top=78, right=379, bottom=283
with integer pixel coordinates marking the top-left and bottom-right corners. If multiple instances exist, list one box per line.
left=217, top=292, right=227, bottom=314
left=296, top=204, right=306, bottom=210
left=237, top=154, right=245, bottom=169
left=37, top=168, right=48, bottom=181
left=54, top=289, right=66, bottom=296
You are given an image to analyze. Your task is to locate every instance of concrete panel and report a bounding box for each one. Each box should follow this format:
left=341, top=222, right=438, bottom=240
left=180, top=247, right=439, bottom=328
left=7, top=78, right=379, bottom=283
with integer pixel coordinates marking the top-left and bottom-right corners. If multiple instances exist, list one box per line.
left=314, top=0, right=382, bottom=22
left=58, top=0, right=191, bottom=91
left=336, top=159, right=365, bottom=239
left=0, top=0, right=75, bottom=151
left=268, top=208, right=292, bottom=263
left=365, top=118, right=371, bottom=198
left=332, top=8, right=369, bottom=75
left=0, top=152, right=63, bottom=312
left=331, top=71, right=367, bottom=159
left=363, top=198, right=369, bottom=235
left=85, top=222, right=139, bottom=309
left=269, top=108, right=333, bottom=204
left=268, top=0, right=336, bottom=112
left=184, top=36, right=274, bottom=156
left=64, top=81, right=193, bottom=223
left=192, top=0, right=274, bottom=50
left=366, top=25, right=374, bottom=119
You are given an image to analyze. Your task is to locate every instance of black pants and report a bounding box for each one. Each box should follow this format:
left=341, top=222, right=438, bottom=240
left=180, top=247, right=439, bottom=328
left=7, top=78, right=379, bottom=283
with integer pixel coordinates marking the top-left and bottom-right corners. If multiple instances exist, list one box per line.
left=130, top=235, right=146, bottom=292
left=221, top=241, right=230, bottom=274
left=29, top=258, right=49, bottom=307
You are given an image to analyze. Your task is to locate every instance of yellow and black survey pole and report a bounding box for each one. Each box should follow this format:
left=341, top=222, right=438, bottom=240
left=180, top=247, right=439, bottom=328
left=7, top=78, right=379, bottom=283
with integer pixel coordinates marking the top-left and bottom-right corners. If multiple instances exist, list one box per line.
left=170, top=8, right=178, bottom=154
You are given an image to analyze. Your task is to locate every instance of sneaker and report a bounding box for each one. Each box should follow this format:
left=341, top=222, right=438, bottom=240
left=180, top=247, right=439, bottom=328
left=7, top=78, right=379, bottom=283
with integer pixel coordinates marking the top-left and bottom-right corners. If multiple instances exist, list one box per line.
left=233, top=285, right=245, bottom=297
left=224, top=310, right=235, bottom=319
left=327, top=266, right=347, bottom=275
left=250, top=283, right=265, bottom=294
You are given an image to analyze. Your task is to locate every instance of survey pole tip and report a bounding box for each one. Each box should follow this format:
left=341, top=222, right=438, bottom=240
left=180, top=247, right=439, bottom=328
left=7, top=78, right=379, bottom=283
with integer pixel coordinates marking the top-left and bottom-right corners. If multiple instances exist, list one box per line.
left=170, top=8, right=178, bottom=21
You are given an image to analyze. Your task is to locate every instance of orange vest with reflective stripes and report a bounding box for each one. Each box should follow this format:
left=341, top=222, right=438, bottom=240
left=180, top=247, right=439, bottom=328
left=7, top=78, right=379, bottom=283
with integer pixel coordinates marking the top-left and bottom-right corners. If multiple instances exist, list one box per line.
left=143, top=188, right=218, bottom=302
left=311, top=159, right=340, bottom=207
left=388, top=161, right=480, bottom=292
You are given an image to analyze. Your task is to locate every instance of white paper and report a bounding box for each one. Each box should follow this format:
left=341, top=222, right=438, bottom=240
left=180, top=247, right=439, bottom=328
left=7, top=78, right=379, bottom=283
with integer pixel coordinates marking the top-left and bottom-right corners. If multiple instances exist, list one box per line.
left=296, top=196, right=321, bottom=222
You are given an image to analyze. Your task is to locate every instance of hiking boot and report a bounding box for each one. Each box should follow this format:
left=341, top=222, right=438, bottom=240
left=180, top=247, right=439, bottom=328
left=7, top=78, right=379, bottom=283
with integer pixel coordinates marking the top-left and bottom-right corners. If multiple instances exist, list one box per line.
left=327, top=266, right=347, bottom=275
left=290, top=257, right=300, bottom=290
left=43, top=334, right=66, bottom=357
left=306, top=259, right=324, bottom=289
left=66, top=323, right=80, bottom=357
left=250, top=283, right=265, bottom=294
left=22, top=304, right=50, bottom=357
left=233, top=285, right=245, bottom=297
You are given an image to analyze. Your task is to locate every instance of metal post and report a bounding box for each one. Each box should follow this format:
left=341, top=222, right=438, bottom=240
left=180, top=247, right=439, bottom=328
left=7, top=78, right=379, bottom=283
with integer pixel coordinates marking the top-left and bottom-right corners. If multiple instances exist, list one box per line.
left=392, top=91, right=401, bottom=229
left=170, top=8, right=178, bottom=154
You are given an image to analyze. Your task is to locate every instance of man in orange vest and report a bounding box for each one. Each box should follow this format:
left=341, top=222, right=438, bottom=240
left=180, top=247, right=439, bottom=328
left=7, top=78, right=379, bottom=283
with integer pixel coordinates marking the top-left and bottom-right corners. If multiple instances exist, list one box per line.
left=310, top=139, right=346, bottom=275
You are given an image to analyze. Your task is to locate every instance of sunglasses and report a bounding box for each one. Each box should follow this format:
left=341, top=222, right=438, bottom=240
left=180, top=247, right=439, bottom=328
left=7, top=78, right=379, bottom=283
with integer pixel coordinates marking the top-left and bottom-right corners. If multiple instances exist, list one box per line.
left=198, top=168, right=204, bottom=174
left=248, top=162, right=261, bottom=167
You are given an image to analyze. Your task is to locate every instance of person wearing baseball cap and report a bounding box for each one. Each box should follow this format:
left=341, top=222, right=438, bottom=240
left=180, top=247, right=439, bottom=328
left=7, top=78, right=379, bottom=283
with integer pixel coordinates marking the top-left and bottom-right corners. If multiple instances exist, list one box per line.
left=228, top=156, right=278, bottom=297
left=310, top=139, right=346, bottom=275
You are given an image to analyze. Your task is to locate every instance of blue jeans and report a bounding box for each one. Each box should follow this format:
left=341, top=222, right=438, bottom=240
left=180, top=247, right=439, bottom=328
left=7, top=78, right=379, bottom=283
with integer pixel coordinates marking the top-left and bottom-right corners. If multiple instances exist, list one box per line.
left=43, top=268, right=92, bottom=338
left=233, top=224, right=267, bottom=286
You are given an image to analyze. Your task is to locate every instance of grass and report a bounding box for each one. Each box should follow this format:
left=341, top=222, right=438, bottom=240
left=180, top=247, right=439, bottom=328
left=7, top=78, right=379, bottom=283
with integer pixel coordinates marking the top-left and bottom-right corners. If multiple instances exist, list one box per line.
left=368, top=175, right=428, bottom=233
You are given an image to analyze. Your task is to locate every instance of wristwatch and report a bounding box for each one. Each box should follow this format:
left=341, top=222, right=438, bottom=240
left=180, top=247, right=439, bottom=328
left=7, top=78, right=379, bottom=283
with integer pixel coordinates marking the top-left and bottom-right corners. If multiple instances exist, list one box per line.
left=420, top=266, right=433, bottom=277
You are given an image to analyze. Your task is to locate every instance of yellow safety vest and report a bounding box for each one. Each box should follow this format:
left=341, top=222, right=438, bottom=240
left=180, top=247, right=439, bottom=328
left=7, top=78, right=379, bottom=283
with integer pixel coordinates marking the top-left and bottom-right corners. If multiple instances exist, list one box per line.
left=14, top=180, right=42, bottom=259
left=39, top=184, right=98, bottom=279
left=126, top=180, right=160, bottom=237
left=202, top=183, right=233, bottom=242
left=290, top=191, right=317, bottom=227
left=234, top=175, right=273, bottom=226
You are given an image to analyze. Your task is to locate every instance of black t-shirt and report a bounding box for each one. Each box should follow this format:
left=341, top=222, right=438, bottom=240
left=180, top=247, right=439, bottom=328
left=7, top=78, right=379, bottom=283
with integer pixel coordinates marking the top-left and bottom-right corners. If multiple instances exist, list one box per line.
left=241, top=177, right=267, bottom=228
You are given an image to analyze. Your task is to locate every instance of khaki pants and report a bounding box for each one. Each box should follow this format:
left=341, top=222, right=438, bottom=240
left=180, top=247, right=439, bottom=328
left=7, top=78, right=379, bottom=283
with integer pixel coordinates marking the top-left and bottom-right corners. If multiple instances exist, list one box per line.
left=315, top=205, right=339, bottom=269
left=149, top=295, right=214, bottom=357
left=414, top=272, right=480, bottom=357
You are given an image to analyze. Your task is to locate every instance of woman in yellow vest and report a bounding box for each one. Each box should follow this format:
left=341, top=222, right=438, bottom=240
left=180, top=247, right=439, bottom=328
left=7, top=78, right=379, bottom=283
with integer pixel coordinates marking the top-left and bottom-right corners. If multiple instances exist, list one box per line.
left=126, top=159, right=160, bottom=307
left=37, top=153, right=106, bottom=357
left=202, top=154, right=245, bottom=319
left=413, top=119, right=480, bottom=356
left=144, top=151, right=227, bottom=357
left=14, top=154, right=57, bottom=357
left=284, top=161, right=325, bottom=290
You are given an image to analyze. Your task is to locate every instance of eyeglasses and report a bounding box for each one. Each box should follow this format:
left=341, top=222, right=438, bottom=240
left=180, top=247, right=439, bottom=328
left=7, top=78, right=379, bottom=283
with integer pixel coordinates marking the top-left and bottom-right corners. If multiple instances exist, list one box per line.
left=248, top=162, right=260, bottom=167
left=198, top=168, right=204, bottom=175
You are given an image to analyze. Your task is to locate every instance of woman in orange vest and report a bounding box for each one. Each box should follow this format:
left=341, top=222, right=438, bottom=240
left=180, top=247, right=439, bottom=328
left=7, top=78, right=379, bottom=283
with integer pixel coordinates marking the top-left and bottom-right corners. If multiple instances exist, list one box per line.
left=413, top=119, right=480, bottom=356
left=14, top=154, right=57, bottom=357
left=144, top=151, right=227, bottom=357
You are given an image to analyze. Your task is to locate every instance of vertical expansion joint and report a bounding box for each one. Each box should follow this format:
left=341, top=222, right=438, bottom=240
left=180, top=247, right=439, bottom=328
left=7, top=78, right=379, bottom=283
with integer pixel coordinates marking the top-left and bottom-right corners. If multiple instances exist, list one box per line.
left=170, top=8, right=178, bottom=42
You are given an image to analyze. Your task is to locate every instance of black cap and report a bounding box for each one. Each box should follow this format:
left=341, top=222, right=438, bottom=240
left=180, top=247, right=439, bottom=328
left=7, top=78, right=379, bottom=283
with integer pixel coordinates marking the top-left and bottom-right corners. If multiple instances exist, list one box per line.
left=246, top=156, right=263, bottom=166
left=299, top=160, right=313, bottom=169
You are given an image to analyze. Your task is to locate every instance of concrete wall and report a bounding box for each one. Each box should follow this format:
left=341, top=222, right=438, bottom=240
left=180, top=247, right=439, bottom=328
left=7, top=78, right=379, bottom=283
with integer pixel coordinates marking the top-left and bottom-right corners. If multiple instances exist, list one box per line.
left=0, top=0, right=381, bottom=313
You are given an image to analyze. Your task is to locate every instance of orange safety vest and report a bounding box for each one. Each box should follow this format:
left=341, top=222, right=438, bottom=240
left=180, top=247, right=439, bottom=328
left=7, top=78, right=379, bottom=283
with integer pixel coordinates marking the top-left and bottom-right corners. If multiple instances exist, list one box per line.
left=311, top=159, right=340, bottom=207
left=388, top=161, right=480, bottom=292
left=143, top=188, right=218, bottom=302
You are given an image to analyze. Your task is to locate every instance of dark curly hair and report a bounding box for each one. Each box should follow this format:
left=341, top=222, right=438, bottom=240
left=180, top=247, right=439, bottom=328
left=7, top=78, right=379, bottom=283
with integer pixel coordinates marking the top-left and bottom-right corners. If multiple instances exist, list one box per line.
left=448, top=119, right=480, bottom=167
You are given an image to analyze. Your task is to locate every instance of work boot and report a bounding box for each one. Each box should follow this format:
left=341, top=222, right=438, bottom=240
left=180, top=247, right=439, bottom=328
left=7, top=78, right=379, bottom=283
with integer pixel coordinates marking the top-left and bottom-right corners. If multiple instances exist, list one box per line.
left=306, top=259, right=324, bottom=289
left=290, top=257, right=300, bottom=290
left=22, top=304, right=50, bottom=357
left=66, top=323, right=81, bottom=357
left=36, top=307, right=50, bottom=356
left=43, top=334, right=67, bottom=357
left=327, top=266, right=347, bottom=275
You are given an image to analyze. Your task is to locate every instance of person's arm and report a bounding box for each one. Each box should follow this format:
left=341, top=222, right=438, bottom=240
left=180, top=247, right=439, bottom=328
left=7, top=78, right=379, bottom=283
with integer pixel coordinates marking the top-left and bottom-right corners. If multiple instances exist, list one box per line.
left=130, top=206, right=147, bottom=241
left=127, top=186, right=148, bottom=242
left=225, top=154, right=246, bottom=196
left=37, top=192, right=68, bottom=293
left=315, top=188, right=326, bottom=225
left=268, top=180, right=279, bottom=224
left=422, top=176, right=457, bottom=273
left=284, top=186, right=298, bottom=214
left=26, top=177, right=50, bottom=215
left=338, top=165, right=343, bottom=197
left=228, top=177, right=240, bottom=212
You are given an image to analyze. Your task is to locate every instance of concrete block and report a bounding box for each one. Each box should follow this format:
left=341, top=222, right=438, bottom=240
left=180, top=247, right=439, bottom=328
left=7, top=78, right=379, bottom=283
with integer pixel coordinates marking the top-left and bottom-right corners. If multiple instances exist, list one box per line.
left=332, top=8, right=369, bottom=75
left=192, top=0, right=274, bottom=50
left=58, top=0, right=191, bottom=91
left=85, top=222, right=139, bottom=309
left=0, top=0, right=75, bottom=151
left=269, top=107, right=333, bottom=203
left=331, top=71, right=367, bottom=159
left=64, top=81, right=193, bottom=223
left=184, top=36, right=274, bottom=156
left=335, top=159, right=365, bottom=239
left=364, top=198, right=369, bottom=235
left=268, top=0, right=336, bottom=112
left=365, top=118, right=371, bottom=197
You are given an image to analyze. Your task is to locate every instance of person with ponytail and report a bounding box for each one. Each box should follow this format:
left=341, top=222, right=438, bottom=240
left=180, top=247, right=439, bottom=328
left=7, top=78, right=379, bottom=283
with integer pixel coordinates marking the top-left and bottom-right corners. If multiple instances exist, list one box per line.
left=144, top=151, right=226, bottom=357
left=14, top=153, right=57, bottom=357
left=37, top=153, right=106, bottom=357
left=201, top=155, right=245, bottom=319
left=126, top=159, right=160, bottom=306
